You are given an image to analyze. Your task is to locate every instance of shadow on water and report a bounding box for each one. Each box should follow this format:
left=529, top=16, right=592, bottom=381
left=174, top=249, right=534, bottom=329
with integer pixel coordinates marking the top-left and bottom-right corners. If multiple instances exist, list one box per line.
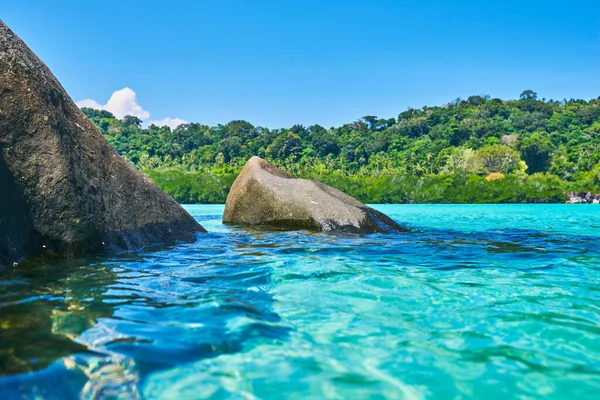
left=0, top=231, right=291, bottom=399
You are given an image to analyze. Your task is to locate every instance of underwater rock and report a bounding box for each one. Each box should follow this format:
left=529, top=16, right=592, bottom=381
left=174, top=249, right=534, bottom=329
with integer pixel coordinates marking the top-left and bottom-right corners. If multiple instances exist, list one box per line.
left=0, top=20, right=205, bottom=265
left=222, top=156, right=406, bottom=233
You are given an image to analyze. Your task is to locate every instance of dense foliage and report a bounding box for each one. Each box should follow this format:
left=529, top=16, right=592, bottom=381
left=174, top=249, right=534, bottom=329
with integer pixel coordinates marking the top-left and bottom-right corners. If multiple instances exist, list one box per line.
left=83, top=90, right=600, bottom=203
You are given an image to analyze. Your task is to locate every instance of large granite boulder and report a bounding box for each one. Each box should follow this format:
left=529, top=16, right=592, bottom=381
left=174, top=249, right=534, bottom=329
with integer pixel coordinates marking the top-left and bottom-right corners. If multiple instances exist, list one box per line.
left=0, top=20, right=205, bottom=266
left=223, top=157, right=406, bottom=233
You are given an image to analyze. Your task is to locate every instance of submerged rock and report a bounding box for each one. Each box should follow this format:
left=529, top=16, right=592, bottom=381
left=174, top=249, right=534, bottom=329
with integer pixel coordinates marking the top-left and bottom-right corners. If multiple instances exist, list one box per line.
left=0, top=21, right=205, bottom=266
left=223, top=157, right=406, bottom=233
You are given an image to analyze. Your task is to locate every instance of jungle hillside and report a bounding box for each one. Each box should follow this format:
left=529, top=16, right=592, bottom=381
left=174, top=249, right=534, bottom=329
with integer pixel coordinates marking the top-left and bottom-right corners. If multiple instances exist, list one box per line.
left=82, top=91, right=600, bottom=204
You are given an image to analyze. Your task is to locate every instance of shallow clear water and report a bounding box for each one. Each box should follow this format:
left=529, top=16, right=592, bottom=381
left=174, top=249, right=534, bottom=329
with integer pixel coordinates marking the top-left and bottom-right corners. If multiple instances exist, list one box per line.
left=1, top=204, right=600, bottom=399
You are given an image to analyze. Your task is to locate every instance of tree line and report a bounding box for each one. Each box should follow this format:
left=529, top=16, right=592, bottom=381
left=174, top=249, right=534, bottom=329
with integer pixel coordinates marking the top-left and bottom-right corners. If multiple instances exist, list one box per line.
left=82, top=90, right=600, bottom=203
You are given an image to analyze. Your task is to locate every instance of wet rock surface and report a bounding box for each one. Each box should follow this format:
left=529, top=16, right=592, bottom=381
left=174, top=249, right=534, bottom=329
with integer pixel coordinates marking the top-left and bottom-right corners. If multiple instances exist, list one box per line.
left=223, top=156, right=406, bottom=233
left=0, top=20, right=205, bottom=265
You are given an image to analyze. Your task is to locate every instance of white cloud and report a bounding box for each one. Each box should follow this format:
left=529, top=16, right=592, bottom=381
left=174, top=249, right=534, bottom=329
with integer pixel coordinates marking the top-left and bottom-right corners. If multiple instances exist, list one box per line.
left=148, top=117, right=188, bottom=130
left=76, top=88, right=187, bottom=131
left=76, top=87, right=149, bottom=120
left=76, top=98, right=104, bottom=110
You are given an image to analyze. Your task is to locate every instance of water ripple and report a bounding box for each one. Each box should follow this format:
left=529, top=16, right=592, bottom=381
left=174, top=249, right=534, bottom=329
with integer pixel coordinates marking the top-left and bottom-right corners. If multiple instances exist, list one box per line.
left=1, top=204, right=600, bottom=399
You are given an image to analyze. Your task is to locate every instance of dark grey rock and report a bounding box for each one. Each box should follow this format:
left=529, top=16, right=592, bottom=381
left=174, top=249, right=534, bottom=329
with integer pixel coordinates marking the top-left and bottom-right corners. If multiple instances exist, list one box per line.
left=222, top=156, right=406, bottom=233
left=0, top=20, right=205, bottom=265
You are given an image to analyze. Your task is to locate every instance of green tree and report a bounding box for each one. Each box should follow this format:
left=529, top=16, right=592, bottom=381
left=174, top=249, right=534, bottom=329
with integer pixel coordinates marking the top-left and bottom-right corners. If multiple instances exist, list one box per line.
left=520, top=90, right=538, bottom=100
left=472, top=145, right=523, bottom=174
left=123, top=115, right=142, bottom=128
left=267, top=133, right=302, bottom=159
left=518, top=133, right=554, bottom=173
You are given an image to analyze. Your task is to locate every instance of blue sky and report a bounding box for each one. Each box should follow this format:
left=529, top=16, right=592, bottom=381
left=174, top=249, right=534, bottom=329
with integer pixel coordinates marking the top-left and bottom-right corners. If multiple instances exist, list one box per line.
left=2, top=0, right=599, bottom=128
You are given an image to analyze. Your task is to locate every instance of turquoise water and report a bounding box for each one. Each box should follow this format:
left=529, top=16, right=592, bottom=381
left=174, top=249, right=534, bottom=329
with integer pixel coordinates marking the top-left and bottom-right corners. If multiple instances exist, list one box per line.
left=1, top=204, right=600, bottom=399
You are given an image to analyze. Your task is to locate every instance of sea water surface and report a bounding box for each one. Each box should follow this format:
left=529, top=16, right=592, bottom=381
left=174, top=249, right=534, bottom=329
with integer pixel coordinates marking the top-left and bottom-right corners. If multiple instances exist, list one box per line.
left=1, top=205, right=600, bottom=399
